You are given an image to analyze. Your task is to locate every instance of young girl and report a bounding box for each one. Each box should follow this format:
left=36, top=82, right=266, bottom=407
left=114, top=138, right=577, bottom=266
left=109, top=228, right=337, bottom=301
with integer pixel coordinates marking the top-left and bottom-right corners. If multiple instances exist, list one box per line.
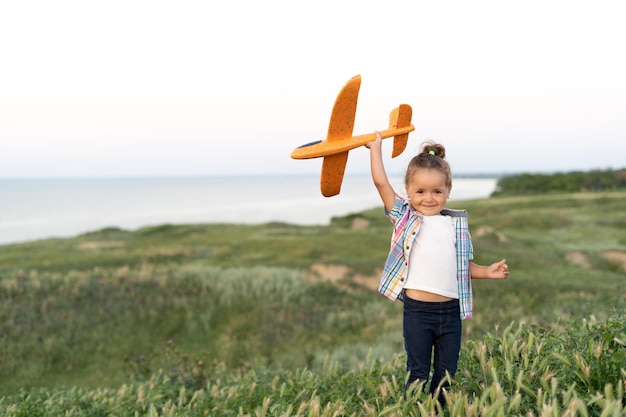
left=366, top=132, right=509, bottom=408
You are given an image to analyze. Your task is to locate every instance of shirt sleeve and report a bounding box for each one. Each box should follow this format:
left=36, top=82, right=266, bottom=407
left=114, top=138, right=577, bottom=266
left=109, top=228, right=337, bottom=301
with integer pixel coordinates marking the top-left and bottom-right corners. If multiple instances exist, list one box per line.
left=384, top=194, right=406, bottom=226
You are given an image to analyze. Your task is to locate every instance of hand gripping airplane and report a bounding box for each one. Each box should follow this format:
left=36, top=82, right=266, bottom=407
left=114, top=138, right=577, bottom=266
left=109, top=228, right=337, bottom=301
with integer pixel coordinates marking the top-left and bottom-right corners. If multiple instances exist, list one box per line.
left=290, top=75, right=415, bottom=197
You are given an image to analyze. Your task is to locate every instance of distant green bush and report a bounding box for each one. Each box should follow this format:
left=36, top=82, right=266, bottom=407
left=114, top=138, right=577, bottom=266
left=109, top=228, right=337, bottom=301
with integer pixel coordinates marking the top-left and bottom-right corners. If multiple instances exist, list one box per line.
left=494, top=168, right=626, bottom=195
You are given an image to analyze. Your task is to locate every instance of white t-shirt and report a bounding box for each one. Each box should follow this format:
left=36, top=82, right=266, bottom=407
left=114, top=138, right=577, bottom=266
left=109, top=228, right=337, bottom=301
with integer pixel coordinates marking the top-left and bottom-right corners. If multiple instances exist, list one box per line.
left=405, top=214, right=458, bottom=298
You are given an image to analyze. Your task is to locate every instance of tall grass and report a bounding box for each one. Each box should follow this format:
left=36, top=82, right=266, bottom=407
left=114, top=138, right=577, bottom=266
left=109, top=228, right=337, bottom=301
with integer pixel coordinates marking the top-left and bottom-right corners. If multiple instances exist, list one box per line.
left=1, top=314, right=624, bottom=416
left=0, top=264, right=400, bottom=394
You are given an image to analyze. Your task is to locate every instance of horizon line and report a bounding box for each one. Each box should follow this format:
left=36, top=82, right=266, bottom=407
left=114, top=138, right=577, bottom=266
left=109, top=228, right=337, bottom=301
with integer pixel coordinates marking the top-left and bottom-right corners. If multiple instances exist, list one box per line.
left=0, top=167, right=623, bottom=181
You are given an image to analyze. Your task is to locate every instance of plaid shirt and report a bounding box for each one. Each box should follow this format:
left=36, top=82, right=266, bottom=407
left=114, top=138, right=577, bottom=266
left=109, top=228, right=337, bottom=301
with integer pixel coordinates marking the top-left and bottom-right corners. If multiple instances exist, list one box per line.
left=377, top=194, right=474, bottom=319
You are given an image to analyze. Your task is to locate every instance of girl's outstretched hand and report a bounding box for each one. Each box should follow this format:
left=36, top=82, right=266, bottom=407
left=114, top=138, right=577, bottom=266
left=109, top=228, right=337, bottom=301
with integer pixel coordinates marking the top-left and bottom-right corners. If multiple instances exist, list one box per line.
left=365, top=131, right=383, bottom=150
left=487, top=259, right=509, bottom=279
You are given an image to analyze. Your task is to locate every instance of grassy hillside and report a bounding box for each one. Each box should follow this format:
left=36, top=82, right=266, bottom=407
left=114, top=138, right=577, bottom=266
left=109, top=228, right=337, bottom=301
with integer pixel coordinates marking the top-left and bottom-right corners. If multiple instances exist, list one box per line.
left=1, top=191, right=625, bottom=415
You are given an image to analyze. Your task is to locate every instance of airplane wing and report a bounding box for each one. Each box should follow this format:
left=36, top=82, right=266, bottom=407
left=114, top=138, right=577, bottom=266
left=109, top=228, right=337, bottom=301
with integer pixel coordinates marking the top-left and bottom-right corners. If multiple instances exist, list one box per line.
left=320, top=75, right=361, bottom=197
left=326, top=75, right=361, bottom=140
left=321, top=152, right=349, bottom=197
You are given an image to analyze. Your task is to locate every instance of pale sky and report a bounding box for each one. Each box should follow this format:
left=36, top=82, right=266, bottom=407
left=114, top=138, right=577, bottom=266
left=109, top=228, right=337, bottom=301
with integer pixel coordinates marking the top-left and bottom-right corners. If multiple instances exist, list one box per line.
left=1, top=0, right=625, bottom=179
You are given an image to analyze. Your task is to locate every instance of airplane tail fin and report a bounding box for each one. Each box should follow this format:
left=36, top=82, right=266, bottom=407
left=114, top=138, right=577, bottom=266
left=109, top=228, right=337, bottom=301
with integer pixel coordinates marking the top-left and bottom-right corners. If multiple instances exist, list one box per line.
left=389, top=104, right=412, bottom=158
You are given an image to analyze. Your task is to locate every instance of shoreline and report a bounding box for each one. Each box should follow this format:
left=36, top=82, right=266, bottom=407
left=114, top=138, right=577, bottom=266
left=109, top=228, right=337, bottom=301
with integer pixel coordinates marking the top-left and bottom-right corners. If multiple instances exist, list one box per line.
left=0, top=176, right=498, bottom=246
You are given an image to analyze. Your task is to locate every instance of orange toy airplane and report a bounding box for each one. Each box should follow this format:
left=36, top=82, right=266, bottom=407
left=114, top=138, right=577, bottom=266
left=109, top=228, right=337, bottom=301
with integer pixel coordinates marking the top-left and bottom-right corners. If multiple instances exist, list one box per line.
left=290, top=75, right=414, bottom=197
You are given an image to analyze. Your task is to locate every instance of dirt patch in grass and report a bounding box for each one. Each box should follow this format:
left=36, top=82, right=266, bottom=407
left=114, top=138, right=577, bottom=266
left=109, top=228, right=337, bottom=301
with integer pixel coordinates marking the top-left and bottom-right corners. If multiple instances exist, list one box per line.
left=603, top=251, right=626, bottom=272
left=309, top=264, right=350, bottom=283
left=352, top=269, right=381, bottom=291
left=565, top=252, right=591, bottom=269
left=351, top=218, right=370, bottom=229
left=565, top=251, right=626, bottom=272
left=78, top=241, right=126, bottom=250
left=474, top=226, right=507, bottom=242
left=307, top=263, right=380, bottom=292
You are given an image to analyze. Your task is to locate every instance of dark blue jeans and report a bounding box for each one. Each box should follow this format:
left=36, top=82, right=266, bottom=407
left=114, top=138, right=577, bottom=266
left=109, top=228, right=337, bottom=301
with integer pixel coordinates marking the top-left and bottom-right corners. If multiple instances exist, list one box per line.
left=403, top=295, right=461, bottom=407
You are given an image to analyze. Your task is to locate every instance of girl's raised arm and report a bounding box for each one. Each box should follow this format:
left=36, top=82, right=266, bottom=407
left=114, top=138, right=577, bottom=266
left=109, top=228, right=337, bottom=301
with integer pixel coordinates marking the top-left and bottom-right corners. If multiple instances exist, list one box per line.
left=366, top=132, right=396, bottom=212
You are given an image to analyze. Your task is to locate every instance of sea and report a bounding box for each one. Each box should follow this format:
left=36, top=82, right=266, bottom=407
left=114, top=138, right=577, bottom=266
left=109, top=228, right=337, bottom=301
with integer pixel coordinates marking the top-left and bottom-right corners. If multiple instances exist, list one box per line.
left=0, top=175, right=498, bottom=246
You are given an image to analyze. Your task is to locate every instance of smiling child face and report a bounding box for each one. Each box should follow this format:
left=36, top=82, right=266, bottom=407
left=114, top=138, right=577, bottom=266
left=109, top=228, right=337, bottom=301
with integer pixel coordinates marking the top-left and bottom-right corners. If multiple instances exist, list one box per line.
left=405, top=168, right=450, bottom=216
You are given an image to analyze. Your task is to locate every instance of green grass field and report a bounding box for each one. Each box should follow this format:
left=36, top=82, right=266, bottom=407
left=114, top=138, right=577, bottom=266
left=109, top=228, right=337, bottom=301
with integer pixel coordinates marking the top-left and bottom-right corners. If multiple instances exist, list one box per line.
left=0, top=191, right=625, bottom=416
